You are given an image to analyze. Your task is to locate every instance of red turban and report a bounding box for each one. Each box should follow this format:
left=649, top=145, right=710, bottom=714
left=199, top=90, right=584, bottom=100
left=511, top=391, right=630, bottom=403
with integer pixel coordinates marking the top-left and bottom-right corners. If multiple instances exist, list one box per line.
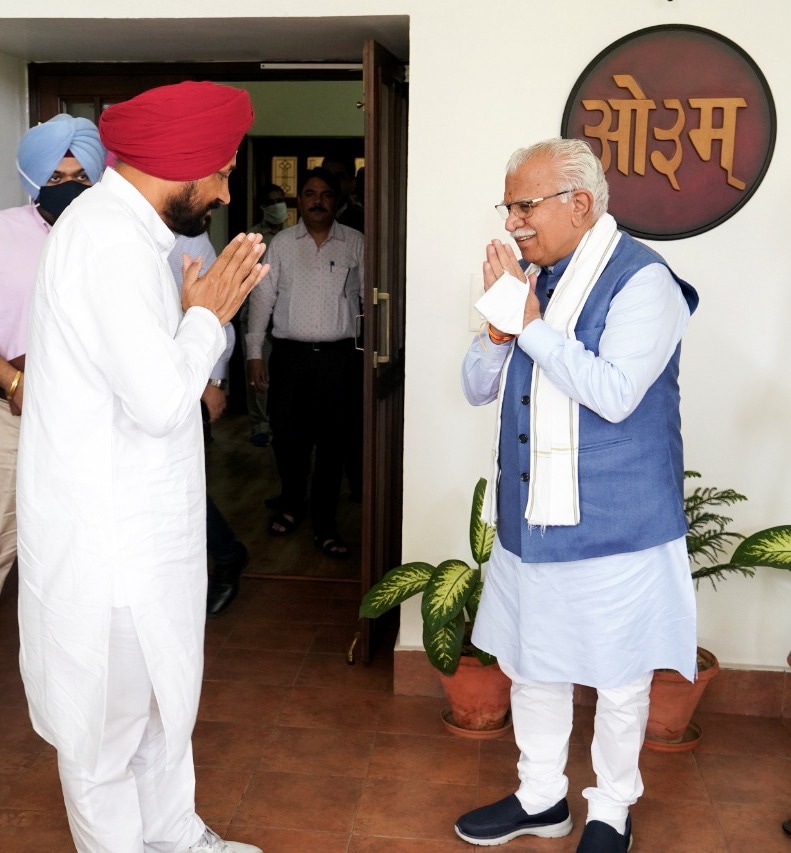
left=99, top=81, right=254, bottom=181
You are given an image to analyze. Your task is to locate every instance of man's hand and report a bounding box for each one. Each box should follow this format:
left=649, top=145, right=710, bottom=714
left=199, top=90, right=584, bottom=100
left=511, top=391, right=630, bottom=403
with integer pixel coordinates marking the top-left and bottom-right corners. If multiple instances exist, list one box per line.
left=247, top=358, right=267, bottom=394
left=482, top=239, right=541, bottom=335
left=521, top=271, right=540, bottom=329
left=182, top=233, right=270, bottom=325
left=201, top=383, right=227, bottom=423
left=483, top=239, right=526, bottom=290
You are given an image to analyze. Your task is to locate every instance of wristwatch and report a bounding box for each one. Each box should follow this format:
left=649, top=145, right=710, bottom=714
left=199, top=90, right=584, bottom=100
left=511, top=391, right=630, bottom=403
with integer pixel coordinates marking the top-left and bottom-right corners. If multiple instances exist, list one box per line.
left=207, top=378, right=227, bottom=390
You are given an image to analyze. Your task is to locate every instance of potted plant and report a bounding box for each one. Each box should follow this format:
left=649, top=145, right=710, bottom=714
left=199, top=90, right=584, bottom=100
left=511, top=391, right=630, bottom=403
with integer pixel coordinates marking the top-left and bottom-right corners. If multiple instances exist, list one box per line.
left=645, top=471, right=791, bottom=751
left=359, top=477, right=512, bottom=736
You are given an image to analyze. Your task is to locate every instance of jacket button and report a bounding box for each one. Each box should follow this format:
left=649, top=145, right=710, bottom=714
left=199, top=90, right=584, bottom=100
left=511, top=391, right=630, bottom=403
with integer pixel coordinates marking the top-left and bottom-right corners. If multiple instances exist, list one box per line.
left=518, top=434, right=528, bottom=443
left=520, top=472, right=530, bottom=482
left=521, top=395, right=530, bottom=405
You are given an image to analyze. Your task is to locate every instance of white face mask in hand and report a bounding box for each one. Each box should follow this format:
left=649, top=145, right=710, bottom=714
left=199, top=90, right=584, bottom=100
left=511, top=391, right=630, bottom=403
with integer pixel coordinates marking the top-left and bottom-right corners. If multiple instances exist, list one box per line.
left=474, top=272, right=530, bottom=335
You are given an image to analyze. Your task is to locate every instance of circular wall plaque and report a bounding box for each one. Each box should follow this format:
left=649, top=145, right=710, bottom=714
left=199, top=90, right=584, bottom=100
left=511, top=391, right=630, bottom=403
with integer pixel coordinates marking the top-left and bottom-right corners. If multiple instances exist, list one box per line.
left=561, top=25, right=776, bottom=240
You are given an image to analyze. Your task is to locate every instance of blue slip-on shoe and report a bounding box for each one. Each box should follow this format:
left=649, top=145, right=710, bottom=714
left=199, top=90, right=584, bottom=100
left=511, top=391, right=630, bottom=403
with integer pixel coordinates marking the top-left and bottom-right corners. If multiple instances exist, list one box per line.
left=576, top=814, right=632, bottom=852
left=455, top=794, right=572, bottom=846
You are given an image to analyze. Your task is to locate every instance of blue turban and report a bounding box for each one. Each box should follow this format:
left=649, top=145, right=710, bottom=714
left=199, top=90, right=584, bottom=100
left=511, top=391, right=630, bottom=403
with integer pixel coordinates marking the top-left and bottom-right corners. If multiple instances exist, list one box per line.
left=16, top=114, right=106, bottom=199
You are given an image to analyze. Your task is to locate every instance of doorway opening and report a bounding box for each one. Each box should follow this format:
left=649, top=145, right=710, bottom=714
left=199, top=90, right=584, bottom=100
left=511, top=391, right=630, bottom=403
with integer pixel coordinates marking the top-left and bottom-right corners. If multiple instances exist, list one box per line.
left=26, top=38, right=407, bottom=661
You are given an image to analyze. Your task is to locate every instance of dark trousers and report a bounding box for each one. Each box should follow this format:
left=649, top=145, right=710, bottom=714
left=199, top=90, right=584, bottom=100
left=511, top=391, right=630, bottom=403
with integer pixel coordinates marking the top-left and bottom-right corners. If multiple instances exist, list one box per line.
left=344, top=350, right=364, bottom=500
left=268, top=337, right=359, bottom=538
left=206, top=494, right=236, bottom=562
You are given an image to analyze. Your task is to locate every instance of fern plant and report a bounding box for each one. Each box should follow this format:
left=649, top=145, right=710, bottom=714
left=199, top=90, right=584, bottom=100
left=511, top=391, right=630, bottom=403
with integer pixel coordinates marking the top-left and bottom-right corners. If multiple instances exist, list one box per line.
left=359, top=477, right=496, bottom=675
left=685, top=470, right=791, bottom=588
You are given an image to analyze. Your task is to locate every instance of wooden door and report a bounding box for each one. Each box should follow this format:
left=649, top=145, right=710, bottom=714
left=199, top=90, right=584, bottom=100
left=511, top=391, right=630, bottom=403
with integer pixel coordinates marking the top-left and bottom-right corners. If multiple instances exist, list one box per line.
left=359, top=40, right=408, bottom=663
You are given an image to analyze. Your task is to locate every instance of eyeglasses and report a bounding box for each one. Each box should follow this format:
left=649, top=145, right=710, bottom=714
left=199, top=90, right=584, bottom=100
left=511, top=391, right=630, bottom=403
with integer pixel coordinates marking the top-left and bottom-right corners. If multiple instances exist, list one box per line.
left=494, top=189, right=573, bottom=220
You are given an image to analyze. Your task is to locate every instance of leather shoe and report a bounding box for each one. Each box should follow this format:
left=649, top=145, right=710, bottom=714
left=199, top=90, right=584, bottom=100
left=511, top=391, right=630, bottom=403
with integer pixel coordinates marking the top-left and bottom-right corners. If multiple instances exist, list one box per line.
left=576, top=815, right=632, bottom=852
left=207, top=542, right=248, bottom=617
left=455, top=794, right=572, bottom=845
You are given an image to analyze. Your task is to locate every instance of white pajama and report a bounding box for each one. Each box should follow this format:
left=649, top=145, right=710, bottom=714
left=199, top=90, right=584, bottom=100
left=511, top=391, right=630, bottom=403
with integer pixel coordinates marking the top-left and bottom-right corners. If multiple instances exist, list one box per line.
left=58, top=607, right=204, bottom=853
left=476, top=537, right=691, bottom=832
left=585, top=673, right=652, bottom=830
left=474, top=536, right=697, bottom=687
left=503, top=662, right=651, bottom=834
left=503, top=670, right=573, bottom=812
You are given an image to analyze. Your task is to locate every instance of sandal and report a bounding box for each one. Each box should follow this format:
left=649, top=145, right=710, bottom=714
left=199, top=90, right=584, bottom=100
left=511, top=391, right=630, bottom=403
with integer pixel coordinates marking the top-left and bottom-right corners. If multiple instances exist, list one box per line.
left=314, top=536, right=350, bottom=560
left=268, top=512, right=298, bottom=536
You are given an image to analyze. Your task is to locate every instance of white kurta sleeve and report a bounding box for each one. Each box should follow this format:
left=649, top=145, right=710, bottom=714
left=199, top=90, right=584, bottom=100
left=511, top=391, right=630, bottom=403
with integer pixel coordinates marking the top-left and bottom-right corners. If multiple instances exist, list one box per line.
left=461, top=333, right=512, bottom=406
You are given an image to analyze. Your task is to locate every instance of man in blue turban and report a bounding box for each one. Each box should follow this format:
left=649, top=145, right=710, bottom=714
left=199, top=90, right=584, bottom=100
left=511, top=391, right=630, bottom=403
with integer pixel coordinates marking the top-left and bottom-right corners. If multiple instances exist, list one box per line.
left=16, top=113, right=106, bottom=199
left=0, top=114, right=105, bottom=598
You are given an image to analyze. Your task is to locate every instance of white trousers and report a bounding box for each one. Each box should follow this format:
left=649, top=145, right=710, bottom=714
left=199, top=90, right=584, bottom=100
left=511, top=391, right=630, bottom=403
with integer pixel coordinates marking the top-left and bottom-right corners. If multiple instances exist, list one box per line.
left=57, top=607, right=205, bottom=853
left=0, top=399, right=19, bottom=594
left=501, top=660, right=652, bottom=834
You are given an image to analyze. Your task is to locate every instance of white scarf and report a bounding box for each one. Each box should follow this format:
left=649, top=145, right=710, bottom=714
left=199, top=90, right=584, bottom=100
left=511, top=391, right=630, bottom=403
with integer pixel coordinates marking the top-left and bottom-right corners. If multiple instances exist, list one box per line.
left=525, top=212, right=620, bottom=526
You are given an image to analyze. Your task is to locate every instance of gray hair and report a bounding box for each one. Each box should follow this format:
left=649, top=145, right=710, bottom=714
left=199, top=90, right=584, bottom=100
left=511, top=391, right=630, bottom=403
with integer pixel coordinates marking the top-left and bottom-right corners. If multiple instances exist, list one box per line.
left=505, top=138, right=609, bottom=219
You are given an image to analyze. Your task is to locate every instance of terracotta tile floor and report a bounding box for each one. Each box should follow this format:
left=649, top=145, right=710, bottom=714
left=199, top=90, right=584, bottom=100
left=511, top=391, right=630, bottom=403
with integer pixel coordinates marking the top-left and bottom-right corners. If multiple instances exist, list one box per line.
left=1, top=574, right=790, bottom=852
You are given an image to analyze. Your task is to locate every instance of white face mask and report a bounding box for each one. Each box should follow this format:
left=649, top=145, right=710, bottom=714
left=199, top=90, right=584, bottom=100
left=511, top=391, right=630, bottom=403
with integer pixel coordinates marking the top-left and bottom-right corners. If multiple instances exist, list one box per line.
left=262, top=201, right=288, bottom=225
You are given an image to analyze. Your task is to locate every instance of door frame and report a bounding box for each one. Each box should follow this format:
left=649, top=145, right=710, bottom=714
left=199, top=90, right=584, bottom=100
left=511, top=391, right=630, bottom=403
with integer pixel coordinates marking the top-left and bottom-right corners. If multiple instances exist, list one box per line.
left=27, top=56, right=409, bottom=666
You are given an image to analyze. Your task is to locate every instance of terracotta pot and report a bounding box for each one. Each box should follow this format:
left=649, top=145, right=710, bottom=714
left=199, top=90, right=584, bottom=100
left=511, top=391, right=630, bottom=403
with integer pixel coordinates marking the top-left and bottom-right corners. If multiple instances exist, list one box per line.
left=437, top=656, right=512, bottom=732
left=644, top=647, right=719, bottom=751
left=440, top=707, right=512, bottom=739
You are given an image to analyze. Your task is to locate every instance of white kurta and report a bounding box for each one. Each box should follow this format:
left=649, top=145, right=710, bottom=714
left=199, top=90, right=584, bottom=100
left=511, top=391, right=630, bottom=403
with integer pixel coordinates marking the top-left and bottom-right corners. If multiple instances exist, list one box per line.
left=474, top=535, right=697, bottom=688
left=17, top=167, right=225, bottom=770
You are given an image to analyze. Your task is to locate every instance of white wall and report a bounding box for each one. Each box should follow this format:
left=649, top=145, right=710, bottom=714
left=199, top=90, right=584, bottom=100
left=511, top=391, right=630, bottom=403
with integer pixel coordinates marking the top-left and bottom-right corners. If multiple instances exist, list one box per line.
left=2, top=0, right=790, bottom=670
left=400, top=1, right=791, bottom=672
left=0, top=53, right=28, bottom=206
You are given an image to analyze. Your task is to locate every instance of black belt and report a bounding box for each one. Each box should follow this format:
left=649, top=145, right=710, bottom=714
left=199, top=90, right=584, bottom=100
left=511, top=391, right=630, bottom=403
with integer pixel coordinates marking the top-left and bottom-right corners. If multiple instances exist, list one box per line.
left=271, top=337, right=354, bottom=352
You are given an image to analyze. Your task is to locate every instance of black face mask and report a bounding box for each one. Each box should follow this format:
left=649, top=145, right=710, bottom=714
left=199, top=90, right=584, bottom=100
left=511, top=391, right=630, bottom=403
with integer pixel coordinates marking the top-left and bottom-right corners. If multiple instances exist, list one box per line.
left=37, top=181, right=90, bottom=222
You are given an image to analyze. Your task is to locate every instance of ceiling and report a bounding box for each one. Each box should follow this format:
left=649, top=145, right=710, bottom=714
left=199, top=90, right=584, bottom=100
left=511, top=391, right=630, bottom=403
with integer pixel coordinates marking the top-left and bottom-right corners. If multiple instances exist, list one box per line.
left=0, top=16, right=409, bottom=64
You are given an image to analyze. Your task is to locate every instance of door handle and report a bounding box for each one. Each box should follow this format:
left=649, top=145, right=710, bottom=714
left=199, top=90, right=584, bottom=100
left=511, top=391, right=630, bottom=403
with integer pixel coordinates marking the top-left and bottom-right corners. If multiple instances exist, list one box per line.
left=354, top=313, right=364, bottom=352
left=373, top=289, right=390, bottom=366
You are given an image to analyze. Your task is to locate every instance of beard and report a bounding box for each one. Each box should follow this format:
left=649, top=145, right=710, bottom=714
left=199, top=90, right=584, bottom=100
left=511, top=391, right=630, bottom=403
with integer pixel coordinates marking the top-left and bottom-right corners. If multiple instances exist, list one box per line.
left=164, top=182, right=219, bottom=237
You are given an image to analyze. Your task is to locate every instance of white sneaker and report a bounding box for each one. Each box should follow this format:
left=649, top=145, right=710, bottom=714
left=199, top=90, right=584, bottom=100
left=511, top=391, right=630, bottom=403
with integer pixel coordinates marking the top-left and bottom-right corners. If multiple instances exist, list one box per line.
left=188, top=827, right=262, bottom=853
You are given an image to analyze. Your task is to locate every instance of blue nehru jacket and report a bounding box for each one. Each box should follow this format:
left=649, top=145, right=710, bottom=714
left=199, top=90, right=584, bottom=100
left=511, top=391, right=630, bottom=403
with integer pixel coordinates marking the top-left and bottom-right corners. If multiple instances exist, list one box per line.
left=497, top=232, right=699, bottom=563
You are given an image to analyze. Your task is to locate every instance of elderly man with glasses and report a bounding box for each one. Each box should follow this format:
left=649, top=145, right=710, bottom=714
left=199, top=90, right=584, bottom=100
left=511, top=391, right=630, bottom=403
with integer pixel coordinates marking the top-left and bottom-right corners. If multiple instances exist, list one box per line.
left=456, top=138, right=699, bottom=852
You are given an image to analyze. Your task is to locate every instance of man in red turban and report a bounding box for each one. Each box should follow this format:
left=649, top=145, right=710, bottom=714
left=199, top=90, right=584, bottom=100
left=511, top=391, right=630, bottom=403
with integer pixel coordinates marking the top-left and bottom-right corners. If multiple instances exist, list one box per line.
left=17, top=81, right=266, bottom=853
left=100, top=80, right=254, bottom=182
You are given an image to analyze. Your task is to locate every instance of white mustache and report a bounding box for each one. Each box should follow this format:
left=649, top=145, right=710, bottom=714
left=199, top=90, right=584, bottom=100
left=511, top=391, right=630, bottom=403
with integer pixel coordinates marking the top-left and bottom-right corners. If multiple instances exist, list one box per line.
left=512, top=228, right=536, bottom=240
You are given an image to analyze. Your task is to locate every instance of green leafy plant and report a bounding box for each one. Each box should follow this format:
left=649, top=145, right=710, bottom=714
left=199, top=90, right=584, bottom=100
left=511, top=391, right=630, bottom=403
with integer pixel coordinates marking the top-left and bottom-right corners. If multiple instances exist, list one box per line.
left=359, top=477, right=496, bottom=675
left=360, top=471, right=791, bottom=678
left=685, top=470, right=791, bottom=588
